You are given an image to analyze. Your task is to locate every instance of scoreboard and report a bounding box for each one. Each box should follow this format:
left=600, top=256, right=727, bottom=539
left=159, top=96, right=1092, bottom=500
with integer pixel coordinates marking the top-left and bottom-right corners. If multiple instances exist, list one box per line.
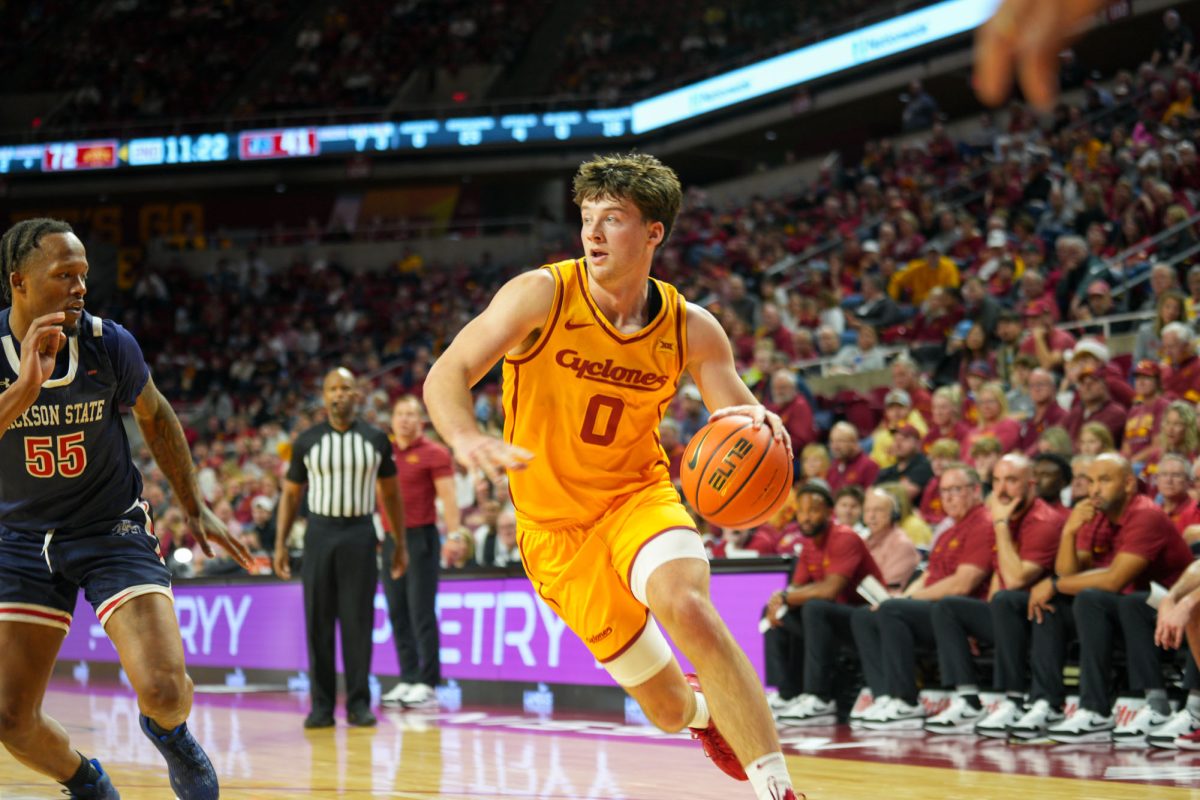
left=126, top=134, right=231, bottom=166
left=239, top=128, right=320, bottom=160
left=0, top=111, right=634, bottom=175
left=42, top=140, right=119, bottom=172
left=0, top=0, right=1003, bottom=177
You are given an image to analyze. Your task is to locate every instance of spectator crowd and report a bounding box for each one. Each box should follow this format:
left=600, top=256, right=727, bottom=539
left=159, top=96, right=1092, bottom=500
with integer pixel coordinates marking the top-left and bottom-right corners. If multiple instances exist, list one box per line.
left=4, top=0, right=936, bottom=133
left=11, top=0, right=1200, bottom=754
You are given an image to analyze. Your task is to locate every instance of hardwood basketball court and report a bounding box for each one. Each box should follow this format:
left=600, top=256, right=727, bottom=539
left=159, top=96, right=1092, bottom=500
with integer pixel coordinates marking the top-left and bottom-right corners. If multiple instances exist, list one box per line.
left=1, top=682, right=1198, bottom=798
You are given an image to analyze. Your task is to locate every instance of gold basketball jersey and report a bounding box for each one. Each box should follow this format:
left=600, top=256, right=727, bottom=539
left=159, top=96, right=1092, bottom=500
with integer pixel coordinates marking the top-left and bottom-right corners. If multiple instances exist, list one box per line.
left=502, top=258, right=688, bottom=528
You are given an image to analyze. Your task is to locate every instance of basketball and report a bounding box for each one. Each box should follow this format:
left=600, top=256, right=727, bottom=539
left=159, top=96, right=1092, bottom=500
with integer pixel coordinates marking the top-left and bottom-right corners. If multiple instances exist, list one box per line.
left=679, top=414, right=794, bottom=529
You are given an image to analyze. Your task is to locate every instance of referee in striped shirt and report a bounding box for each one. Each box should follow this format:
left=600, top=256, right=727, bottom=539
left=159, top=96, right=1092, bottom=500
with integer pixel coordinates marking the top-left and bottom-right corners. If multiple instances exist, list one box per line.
left=274, top=367, right=407, bottom=729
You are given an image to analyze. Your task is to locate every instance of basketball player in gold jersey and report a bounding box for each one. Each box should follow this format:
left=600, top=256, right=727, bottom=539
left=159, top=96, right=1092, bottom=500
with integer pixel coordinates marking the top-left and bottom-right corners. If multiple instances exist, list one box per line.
left=425, top=153, right=798, bottom=800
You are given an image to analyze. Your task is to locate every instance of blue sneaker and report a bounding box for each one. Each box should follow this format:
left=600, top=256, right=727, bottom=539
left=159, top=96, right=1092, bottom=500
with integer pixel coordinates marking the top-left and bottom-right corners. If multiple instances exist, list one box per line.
left=63, top=758, right=120, bottom=799
left=138, top=715, right=219, bottom=800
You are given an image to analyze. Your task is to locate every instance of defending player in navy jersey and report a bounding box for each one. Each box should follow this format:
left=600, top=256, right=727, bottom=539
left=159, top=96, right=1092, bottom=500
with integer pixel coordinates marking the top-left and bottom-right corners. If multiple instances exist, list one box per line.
left=0, top=219, right=251, bottom=800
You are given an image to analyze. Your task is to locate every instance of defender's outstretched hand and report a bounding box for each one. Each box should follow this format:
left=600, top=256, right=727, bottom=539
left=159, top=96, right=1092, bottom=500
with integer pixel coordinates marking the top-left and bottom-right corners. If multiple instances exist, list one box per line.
left=190, top=505, right=254, bottom=570
left=974, top=0, right=1106, bottom=110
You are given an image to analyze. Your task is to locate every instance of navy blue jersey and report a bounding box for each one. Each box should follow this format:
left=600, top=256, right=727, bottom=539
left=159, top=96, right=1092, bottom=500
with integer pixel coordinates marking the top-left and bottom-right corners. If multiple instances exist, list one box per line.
left=0, top=308, right=148, bottom=536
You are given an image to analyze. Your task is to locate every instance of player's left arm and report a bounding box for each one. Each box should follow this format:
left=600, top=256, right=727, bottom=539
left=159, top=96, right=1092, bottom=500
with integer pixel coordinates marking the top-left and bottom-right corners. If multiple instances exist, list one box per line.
left=684, top=303, right=791, bottom=456
left=132, top=375, right=252, bottom=569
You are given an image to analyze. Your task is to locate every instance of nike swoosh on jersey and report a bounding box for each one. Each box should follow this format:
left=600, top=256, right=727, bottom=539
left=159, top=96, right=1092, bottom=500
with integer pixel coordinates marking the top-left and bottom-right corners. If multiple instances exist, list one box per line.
left=686, top=427, right=712, bottom=471
left=564, top=320, right=592, bottom=330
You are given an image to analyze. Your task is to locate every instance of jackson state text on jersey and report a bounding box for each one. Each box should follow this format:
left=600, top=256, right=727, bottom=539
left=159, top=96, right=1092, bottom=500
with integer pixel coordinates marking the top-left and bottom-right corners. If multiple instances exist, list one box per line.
left=0, top=309, right=149, bottom=536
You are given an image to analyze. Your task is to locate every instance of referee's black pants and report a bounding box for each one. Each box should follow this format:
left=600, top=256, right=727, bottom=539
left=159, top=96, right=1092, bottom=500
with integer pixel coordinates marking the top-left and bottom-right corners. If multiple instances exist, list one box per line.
left=301, top=515, right=378, bottom=715
left=382, top=525, right=441, bottom=686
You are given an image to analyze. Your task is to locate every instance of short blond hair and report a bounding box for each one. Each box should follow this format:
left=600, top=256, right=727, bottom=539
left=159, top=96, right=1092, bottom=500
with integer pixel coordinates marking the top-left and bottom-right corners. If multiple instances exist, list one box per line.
left=1079, top=422, right=1115, bottom=453
left=929, top=438, right=961, bottom=459
left=976, top=381, right=1008, bottom=416
left=969, top=435, right=1003, bottom=457
left=932, top=385, right=962, bottom=412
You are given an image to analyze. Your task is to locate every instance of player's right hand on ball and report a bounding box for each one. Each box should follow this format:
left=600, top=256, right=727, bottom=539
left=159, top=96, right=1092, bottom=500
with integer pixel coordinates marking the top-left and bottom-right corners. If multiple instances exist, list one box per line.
left=451, top=433, right=533, bottom=484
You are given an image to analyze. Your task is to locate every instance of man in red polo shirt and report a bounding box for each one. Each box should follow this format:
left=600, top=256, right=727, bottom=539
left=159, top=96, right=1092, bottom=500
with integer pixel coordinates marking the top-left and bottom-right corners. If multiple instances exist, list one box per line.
left=925, top=454, right=1063, bottom=735
left=1063, top=365, right=1126, bottom=448
left=1019, top=368, right=1067, bottom=454
left=1156, top=454, right=1200, bottom=535
left=766, top=369, right=817, bottom=455
left=852, top=463, right=995, bottom=729
left=826, top=421, right=879, bottom=491
left=1123, top=361, right=1169, bottom=464
left=1067, top=338, right=1135, bottom=410
left=380, top=395, right=459, bottom=708
left=763, top=483, right=884, bottom=725
left=922, top=386, right=971, bottom=454
left=1162, top=322, right=1200, bottom=403
left=1024, top=455, right=1193, bottom=744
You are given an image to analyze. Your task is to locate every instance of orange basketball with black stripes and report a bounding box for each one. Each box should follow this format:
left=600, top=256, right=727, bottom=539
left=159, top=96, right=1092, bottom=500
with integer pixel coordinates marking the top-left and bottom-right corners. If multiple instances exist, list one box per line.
left=679, top=414, right=793, bottom=528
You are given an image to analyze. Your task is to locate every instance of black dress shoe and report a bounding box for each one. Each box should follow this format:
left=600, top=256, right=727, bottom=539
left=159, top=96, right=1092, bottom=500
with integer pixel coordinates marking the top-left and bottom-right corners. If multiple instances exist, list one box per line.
left=304, top=711, right=335, bottom=729
left=347, top=708, right=377, bottom=727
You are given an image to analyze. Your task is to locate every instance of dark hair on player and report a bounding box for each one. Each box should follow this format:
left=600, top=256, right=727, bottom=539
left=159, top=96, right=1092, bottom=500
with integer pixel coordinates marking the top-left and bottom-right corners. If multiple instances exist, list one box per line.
left=0, top=218, right=74, bottom=303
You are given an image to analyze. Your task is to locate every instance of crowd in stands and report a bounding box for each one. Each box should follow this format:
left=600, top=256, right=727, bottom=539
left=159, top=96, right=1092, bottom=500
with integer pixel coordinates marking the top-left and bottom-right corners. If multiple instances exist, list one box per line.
left=0, top=0, right=69, bottom=74
left=28, top=5, right=1197, bottom=750
left=6, top=0, right=941, bottom=134
left=234, top=0, right=552, bottom=116
left=545, top=0, right=915, bottom=104
left=116, top=13, right=1200, bottom=570
left=4, top=0, right=554, bottom=131
left=29, top=1, right=289, bottom=127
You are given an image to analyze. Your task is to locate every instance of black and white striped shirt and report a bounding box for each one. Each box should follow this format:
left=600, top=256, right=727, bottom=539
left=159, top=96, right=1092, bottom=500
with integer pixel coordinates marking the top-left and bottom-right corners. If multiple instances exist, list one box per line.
left=286, top=421, right=396, bottom=518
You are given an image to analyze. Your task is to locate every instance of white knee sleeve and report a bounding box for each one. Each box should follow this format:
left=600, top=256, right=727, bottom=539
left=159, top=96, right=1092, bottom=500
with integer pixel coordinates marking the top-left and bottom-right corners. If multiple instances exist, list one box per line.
left=628, top=527, right=708, bottom=606
left=604, top=617, right=673, bottom=688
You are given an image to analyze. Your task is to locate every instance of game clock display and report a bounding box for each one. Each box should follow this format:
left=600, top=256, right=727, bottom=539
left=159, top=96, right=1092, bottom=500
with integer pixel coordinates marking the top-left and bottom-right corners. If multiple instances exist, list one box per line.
left=0, top=0, right=1004, bottom=176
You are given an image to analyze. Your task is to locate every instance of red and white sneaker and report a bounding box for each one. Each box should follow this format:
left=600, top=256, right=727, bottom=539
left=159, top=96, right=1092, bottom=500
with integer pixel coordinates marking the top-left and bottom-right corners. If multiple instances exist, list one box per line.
left=685, top=673, right=748, bottom=781
left=766, top=779, right=806, bottom=800
left=772, top=782, right=805, bottom=800
left=1176, top=727, right=1200, bottom=751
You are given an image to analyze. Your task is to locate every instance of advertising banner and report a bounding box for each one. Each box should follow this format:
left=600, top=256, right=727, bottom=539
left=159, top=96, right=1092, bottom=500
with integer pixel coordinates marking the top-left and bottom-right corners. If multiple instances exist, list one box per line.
left=59, top=570, right=782, bottom=686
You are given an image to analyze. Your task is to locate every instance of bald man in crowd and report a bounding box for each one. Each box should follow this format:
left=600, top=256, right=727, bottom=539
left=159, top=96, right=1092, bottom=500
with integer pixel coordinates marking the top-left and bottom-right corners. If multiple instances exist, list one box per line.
left=826, top=422, right=879, bottom=492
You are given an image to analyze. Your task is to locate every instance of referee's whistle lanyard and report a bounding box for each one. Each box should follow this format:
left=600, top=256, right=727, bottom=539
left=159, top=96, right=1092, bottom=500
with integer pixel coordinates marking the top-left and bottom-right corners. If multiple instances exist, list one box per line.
left=41, top=529, right=56, bottom=572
